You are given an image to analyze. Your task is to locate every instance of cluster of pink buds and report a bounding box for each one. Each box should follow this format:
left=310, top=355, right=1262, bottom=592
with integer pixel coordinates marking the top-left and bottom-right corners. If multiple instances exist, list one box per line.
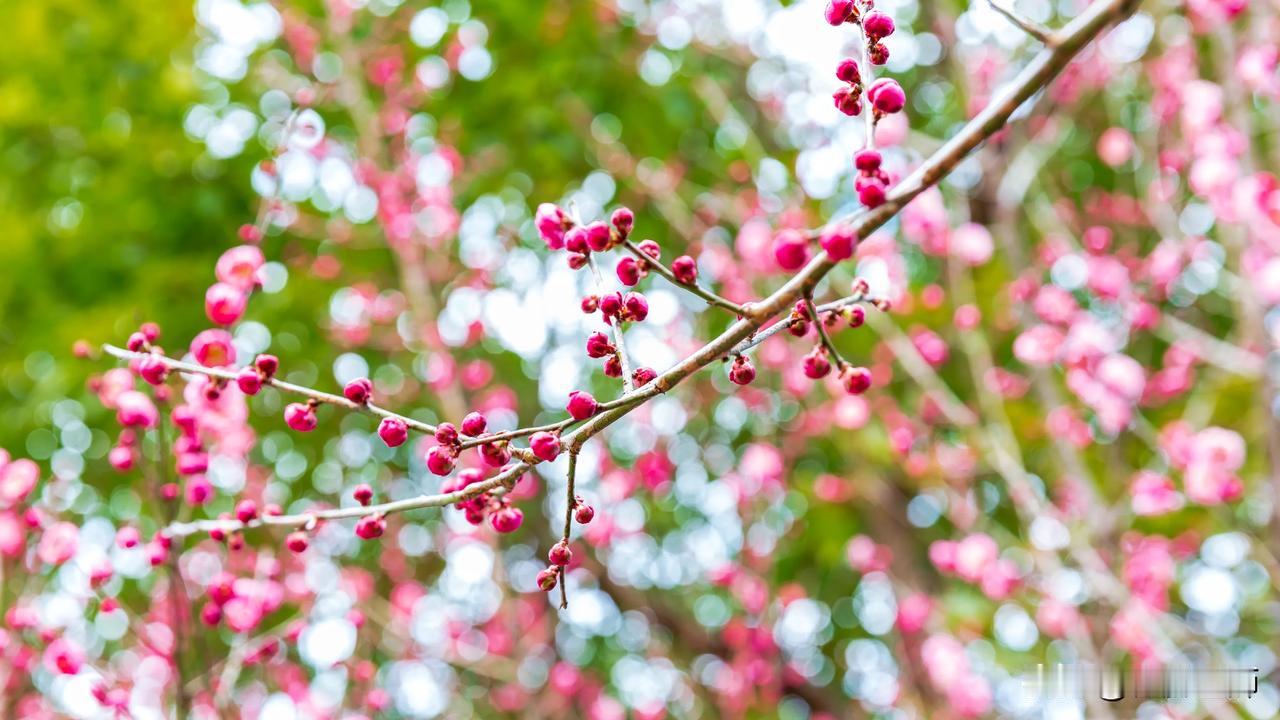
left=205, top=244, right=265, bottom=326
left=441, top=468, right=524, bottom=532
left=536, top=204, right=636, bottom=267
left=854, top=149, right=891, bottom=208
left=235, top=354, right=279, bottom=396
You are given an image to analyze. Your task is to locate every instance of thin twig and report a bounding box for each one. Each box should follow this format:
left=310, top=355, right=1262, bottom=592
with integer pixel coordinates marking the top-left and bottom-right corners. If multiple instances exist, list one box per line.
left=988, top=0, right=1055, bottom=45
left=620, top=239, right=744, bottom=315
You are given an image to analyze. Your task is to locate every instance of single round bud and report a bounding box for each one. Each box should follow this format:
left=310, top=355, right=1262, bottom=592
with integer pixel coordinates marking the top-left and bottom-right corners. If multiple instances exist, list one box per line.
left=565, top=227, right=590, bottom=255
left=824, top=0, right=856, bottom=25
left=610, top=207, right=635, bottom=237
left=139, top=356, right=169, bottom=386
left=490, top=506, right=524, bottom=533
left=530, top=432, right=561, bottom=462
left=574, top=504, right=595, bottom=524
left=425, top=446, right=456, bottom=476
left=803, top=348, right=833, bottom=379
left=836, top=58, right=861, bottom=84
left=773, top=230, right=811, bottom=271
left=729, top=357, right=757, bottom=386
left=378, top=417, right=408, bottom=447
left=616, top=257, right=642, bottom=286
left=286, top=532, right=309, bottom=553
left=586, top=332, right=615, bottom=359
left=599, top=292, right=623, bottom=319
left=867, top=78, right=906, bottom=114
left=434, top=422, right=459, bottom=446
left=354, top=515, right=386, bottom=540
left=854, top=149, right=882, bottom=172
left=205, top=283, right=247, bottom=326
left=454, top=413, right=485, bottom=438
left=585, top=221, right=612, bottom=252
left=353, top=484, right=374, bottom=506
left=833, top=86, right=863, bottom=116
left=863, top=11, right=895, bottom=39
left=820, top=225, right=858, bottom=261
left=623, top=292, right=649, bottom=322
left=236, top=367, right=262, bottom=395
left=126, top=332, right=148, bottom=352
left=536, top=567, right=559, bottom=592
left=566, top=391, right=599, bottom=421
left=536, top=203, right=569, bottom=250
left=254, top=354, right=279, bottom=378
left=548, top=541, right=573, bottom=567
left=343, top=377, right=373, bottom=404
left=284, top=403, right=317, bottom=432
left=632, top=367, right=658, bottom=386
left=671, top=255, right=698, bottom=284
left=235, top=499, right=258, bottom=523
left=843, top=366, right=873, bottom=394
left=637, top=239, right=661, bottom=259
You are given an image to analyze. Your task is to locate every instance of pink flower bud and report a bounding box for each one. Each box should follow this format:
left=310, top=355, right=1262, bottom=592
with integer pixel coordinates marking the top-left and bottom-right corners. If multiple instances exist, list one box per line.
left=284, top=403, right=317, bottom=432
left=205, top=283, right=247, bottom=326
left=530, top=432, right=561, bottom=462
left=616, top=257, right=641, bottom=286
left=824, top=0, right=855, bottom=25
left=803, top=348, right=833, bottom=379
left=773, top=230, right=810, bottom=270
left=854, top=149, right=882, bottom=172
left=566, top=391, right=598, bottom=421
left=729, top=357, right=756, bottom=385
left=623, top=292, right=649, bottom=322
left=378, top=417, right=408, bottom=447
left=843, top=366, right=872, bottom=394
left=548, top=541, right=572, bottom=567
left=138, top=356, right=168, bottom=386
left=565, top=227, right=590, bottom=254
left=481, top=441, right=512, bottom=467
left=599, top=292, right=623, bottom=319
left=536, top=203, right=569, bottom=250
left=610, top=207, right=634, bottom=236
left=108, top=446, right=134, bottom=471
left=574, top=503, right=595, bottom=524
left=858, top=182, right=887, bottom=208
left=434, top=422, right=459, bottom=446
left=833, top=86, right=863, bottom=116
left=637, top=239, right=661, bottom=259
left=353, top=484, right=374, bottom=505
left=586, top=332, right=615, bottom=358
left=425, top=445, right=456, bottom=476
left=461, top=412, right=487, bottom=436
left=215, top=245, right=265, bottom=290
left=343, top=377, right=373, bottom=404
left=863, top=11, right=895, bottom=39
left=236, top=367, right=262, bottom=395
left=671, top=255, right=698, bottom=284
left=536, top=567, right=559, bottom=591
left=490, top=506, right=524, bottom=533
left=254, top=354, right=279, bottom=378
left=836, top=58, right=861, bottom=84
left=585, top=221, right=612, bottom=252
left=632, top=367, right=657, bottom=386
left=126, top=332, right=148, bottom=351
left=820, top=225, right=858, bottom=261
left=235, top=500, right=258, bottom=523
left=116, top=526, right=141, bottom=549
left=116, top=391, right=158, bottom=428
left=867, top=78, right=906, bottom=114
left=355, top=515, right=386, bottom=540
left=286, top=532, right=308, bottom=553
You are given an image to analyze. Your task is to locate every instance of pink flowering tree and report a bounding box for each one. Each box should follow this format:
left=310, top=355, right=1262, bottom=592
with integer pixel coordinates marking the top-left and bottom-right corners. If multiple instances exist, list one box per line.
left=4, top=0, right=1280, bottom=717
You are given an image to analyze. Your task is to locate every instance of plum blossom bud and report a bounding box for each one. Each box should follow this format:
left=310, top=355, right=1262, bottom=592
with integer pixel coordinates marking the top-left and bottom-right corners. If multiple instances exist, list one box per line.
left=867, top=78, right=906, bottom=114
left=355, top=515, right=386, bottom=540
left=116, top=391, right=158, bottom=428
left=854, top=149, right=882, bottom=172
left=235, top=500, right=258, bottom=523
left=548, top=541, right=572, bottom=567
left=108, top=446, right=134, bottom=471
left=425, top=445, right=456, bottom=476
left=574, top=503, right=595, bottom=524
left=434, top=423, right=459, bottom=446
left=536, top=203, right=570, bottom=250
left=623, top=292, right=649, bottom=322
left=236, top=367, right=262, bottom=395
left=598, top=292, right=623, bottom=318
left=353, top=484, right=374, bottom=505
left=632, top=367, right=657, bottom=386
left=836, top=58, right=861, bottom=84
left=530, top=432, right=561, bottom=462
left=205, top=283, right=247, bottom=325
left=215, top=245, right=265, bottom=289
left=286, top=532, right=308, bottom=553
left=284, top=403, right=317, bottom=432
left=138, top=355, right=168, bottom=386
left=610, top=207, right=634, bottom=237
left=461, top=412, right=487, bottom=436
left=116, top=526, right=141, bottom=549
left=833, top=86, right=863, bottom=116
left=820, top=225, right=858, bottom=261
left=773, top=230, right=810, bottom=270
left=378, top=417, right=408, bottom=447
left=564, top=227, right=590, bottom=255
left=126, top=332, right=148, bottom=352
left=825, top=0, right=856, bottom=25
left=480, top=441, right=512, bottom=467
left=671, top=255, right=698, bottom=284
left=585, top=221, right=612, bottom=252
left=803, top=348, right=833, bottom=379
left=490, top=507, right=524, bottom=533
left=843, top=366, right=873, bottom=394
left=616, top=257, right=641, bottom=286
left=343, top=377, right=373, bottom=404
left=637, top=239, right=661, bottom=259
left=566, top=391, right=598, bottom=421
left=586, top=332, right=614, bottom=358
left=536, top=567, right=559, bottom=591
left=729, top=356, right=756, bottom=385
left=253, top=354, right=279, bottom=378
left=863, top=11, right=895, bottom=39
